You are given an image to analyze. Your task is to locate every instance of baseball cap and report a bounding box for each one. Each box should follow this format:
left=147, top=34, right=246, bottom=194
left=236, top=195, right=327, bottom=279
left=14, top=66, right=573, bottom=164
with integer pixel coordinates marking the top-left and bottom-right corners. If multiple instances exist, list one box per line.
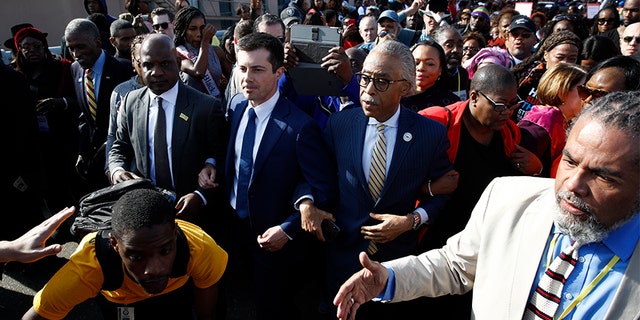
left=377, top=10, right=399, bottom=24
left=280, top=7, right=301, bottom=27
left=509, top=15, right=536, bottom=33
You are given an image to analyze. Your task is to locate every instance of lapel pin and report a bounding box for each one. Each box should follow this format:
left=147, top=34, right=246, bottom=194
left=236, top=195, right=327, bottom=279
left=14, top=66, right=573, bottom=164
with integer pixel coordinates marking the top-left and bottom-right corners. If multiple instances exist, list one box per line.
left=403, top=132, right=412, bottom=142
left=179, top=113, right=189, bottom=121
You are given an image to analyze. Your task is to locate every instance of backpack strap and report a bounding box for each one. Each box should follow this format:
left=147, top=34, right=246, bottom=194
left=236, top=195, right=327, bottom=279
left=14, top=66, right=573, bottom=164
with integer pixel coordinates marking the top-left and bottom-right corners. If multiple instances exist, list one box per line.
left=95, top=225, right=191, bottom=291
left=95, top=230, right=123, bottom=291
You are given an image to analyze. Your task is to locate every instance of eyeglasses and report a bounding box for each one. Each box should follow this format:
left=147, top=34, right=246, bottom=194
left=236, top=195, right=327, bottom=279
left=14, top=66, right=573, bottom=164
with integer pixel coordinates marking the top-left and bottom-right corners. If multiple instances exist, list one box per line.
left=471, top=15, right=486, bottom=22
left=19, top=43, right=43, bottom=52
left=597, top=18, right=617, bottom=25
left=577, top=85, right=608, bottom=101
left=355, top=72, right=407, bottom=92
left=510, top=30, right=533, bottom=39
left=477, top=91, right=523, bottom=113
left=552, top=15, right=577, bottom=22
left=462, top=46, right=479, bottom=53
left=152, top=22, right=170, bottom=30
left=623, top=36, right=640, bottom=44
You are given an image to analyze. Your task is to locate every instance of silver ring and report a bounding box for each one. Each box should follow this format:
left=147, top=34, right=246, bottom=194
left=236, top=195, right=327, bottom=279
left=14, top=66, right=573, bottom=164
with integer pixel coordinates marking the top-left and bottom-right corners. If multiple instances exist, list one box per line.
left=516, top=163, right=521, bottom=169
left=350, top=298, right=354, bottom=303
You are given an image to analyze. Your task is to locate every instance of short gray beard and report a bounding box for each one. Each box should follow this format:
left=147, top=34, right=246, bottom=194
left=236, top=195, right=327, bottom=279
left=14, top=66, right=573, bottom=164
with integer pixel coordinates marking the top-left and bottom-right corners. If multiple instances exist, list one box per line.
left=554, top=191, right=608, bottom=244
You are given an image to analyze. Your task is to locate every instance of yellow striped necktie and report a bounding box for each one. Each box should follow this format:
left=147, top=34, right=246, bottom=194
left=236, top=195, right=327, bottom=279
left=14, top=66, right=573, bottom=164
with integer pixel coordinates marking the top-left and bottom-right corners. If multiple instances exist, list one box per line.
left=368, top=123, right=387, bottom=201
left=367, top=123, right=386, bottom=256
left=85, top=68, right=97, bottom=121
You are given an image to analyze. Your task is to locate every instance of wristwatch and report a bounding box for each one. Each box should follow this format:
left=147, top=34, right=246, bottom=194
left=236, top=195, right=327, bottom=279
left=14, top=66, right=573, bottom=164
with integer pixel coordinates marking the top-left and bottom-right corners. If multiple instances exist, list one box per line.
left=411, top=211, right=421, bottom=230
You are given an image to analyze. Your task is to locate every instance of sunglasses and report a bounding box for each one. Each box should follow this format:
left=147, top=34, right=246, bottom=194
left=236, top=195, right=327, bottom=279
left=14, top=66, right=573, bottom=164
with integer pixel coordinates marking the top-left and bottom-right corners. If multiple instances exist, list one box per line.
left=152, top=22, right=170, bottom=30
left=577, top=84, right=608, bottom=101
left=597, top=18, right=617, bottom=25
left=623, top=36, right=640, bottom=44
left=510, top=30, right=533, bottom=39
left=552, top=15, right=577, bottom=22
left=477, top=91, right=523, bottom=113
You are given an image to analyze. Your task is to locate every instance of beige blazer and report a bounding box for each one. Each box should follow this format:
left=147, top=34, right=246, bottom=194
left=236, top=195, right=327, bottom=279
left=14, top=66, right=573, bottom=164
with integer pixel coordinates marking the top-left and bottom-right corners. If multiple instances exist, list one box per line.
left=385, top=176, right=640, bottom=320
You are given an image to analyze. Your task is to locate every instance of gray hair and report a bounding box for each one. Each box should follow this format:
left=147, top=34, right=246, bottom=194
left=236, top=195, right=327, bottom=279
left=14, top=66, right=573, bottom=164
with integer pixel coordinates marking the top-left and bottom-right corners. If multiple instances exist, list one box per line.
left=570, top=91, right=640, bottom=151
left=65, top=18, right=100, bottom=40
left=369, top=39, right=416, bottom=93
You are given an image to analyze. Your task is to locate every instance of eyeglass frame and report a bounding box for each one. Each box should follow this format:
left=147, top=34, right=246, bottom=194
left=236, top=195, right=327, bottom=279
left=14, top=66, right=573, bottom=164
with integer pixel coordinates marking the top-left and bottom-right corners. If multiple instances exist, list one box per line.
left=476, top=90, right=523, bottom=113
left=152, top=22, right=170, bottom=30
left=355, top=72, right=407, bottom=92
left=576, top=84, right=608, bottom=101
left=622, top=36, right=640, bottom=44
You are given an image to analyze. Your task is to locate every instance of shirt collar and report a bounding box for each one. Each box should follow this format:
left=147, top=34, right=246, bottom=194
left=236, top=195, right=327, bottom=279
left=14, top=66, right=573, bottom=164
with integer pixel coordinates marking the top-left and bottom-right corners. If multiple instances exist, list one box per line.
left=249, top=90, right=280, bottom=122
left=149, top=81, right=180, bottom=107
left=367, top=105, right=400, bottom=128
left=89, top=50, right=106, bottom=73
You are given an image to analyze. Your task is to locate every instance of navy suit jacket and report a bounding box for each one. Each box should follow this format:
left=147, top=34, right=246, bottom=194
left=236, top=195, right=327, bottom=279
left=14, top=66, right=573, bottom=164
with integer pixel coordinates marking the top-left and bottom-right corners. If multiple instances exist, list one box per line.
left=109, top=82, right=228, bottom=201
left=71, top=52, right=132, bottom=170
left=323, top=106, right=452, bottom=295
left=224, top=94, right=336, bottom=239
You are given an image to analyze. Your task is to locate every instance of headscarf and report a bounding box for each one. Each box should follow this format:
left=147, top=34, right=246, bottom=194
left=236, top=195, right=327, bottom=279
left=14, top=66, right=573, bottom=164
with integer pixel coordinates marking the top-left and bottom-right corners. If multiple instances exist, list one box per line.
left=463, top=46, right=512, bottom=80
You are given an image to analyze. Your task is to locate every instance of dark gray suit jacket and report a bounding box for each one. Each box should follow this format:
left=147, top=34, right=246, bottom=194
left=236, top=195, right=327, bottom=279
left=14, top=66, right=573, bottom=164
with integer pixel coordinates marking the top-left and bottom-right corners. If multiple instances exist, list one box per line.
left=109, top=82, right=228, bottom=201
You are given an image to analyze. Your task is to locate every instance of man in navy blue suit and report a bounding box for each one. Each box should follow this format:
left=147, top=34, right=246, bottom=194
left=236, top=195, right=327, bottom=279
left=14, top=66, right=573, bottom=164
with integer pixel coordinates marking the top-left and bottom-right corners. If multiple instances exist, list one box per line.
left=65, top=18, right=131, bottom=193
left=317, top=39, right=453, bottom=319
left=199, top=32, right=336, bottom=320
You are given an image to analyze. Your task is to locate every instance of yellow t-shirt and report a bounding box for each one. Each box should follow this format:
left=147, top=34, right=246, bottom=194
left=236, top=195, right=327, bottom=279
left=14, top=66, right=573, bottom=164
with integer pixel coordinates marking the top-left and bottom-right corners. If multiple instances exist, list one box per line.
left=33, top=220, right=227, bottom=319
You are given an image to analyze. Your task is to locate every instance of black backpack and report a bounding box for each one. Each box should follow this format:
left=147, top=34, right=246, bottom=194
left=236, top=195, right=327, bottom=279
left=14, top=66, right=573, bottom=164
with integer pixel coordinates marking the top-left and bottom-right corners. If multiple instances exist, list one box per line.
left=70, top=179, right=176, bottom=239
left=93, top=226, right=191, bottom=291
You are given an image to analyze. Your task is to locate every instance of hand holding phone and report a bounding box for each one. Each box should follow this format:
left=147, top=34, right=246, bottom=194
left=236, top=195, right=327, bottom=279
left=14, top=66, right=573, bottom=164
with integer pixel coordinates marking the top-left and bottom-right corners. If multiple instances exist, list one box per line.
left=321, top=219, right=340, bottom=242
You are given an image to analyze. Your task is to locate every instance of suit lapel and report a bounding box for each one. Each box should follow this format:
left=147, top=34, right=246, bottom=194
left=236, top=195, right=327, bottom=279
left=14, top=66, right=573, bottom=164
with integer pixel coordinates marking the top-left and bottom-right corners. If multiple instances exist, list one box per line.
left=225, top=100, right=249, bottom=185
left=510, top=191, right=555, bottom=317
left=138, top=89, right=152, bottom=176
left=352, top=110, right=371, bottom=202
left=252, top=96, right=288, bottom=178
left=171, top=84, right=193, bottom=177
left=380, top=108, right=413, bottom=200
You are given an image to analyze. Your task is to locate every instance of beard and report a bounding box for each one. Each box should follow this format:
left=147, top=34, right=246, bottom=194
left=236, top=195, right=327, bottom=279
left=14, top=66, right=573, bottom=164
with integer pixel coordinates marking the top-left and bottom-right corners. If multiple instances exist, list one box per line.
left=554, top=191, right=608, bottom=244
left=554, top=191, right=638, bottom=244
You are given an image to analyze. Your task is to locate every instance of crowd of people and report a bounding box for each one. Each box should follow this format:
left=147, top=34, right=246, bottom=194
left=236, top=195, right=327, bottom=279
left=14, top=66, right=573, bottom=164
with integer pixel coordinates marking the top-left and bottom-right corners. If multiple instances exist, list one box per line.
left=1, top=0, right=639, bottom=319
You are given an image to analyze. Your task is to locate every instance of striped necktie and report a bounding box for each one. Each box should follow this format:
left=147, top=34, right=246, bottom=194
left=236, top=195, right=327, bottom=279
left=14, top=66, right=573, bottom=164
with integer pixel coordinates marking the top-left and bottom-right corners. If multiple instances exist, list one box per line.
left=366, top=123, right=386, bottom=256
left=85, top=68, right=97, bottom=121
left=524, top=240, right=581, bottom=320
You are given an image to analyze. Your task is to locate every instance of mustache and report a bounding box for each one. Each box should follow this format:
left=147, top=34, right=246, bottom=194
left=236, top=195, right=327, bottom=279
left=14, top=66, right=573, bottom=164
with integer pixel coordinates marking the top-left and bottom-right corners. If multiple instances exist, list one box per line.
left=556, top=191, right=593, bottom=215
left=361, top=94, right=377, bottom=105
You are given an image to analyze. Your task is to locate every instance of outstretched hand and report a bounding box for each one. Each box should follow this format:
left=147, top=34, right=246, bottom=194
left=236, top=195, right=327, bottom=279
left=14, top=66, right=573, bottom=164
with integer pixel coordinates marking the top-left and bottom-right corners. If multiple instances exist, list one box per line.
left=333, top=252, right=389, bottom=320
left=0, top=207, right=75, bottom=263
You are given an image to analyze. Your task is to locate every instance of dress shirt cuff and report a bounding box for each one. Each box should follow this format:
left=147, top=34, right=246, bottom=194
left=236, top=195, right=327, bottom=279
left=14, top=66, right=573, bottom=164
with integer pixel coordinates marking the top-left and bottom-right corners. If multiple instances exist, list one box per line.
left=205, top=158, right=217, bottom=168
left=415, top=207, right=428, bottom=225
left=195, top=190, right=207, bottom=206
left=372, top=267, right=395, bottom=303
left=293, top=195, right=315, bottom=211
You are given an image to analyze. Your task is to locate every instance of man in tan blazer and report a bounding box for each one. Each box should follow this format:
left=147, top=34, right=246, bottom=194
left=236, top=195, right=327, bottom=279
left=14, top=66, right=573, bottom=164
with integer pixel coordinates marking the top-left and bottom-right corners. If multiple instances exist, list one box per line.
left=333, top=90, right=640, bottom=320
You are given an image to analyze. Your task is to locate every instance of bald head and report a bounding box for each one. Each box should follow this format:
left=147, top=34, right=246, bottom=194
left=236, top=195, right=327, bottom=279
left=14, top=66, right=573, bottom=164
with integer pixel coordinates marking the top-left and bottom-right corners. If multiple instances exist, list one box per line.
left=470, top=64, right=517, bottom=94
left=141, top=33, right=180, bottom=94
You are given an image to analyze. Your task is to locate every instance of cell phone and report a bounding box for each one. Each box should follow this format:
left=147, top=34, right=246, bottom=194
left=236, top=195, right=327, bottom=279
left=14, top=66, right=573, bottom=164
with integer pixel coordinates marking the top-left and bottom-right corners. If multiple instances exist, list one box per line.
left=321, top=219, right=340, bottom=242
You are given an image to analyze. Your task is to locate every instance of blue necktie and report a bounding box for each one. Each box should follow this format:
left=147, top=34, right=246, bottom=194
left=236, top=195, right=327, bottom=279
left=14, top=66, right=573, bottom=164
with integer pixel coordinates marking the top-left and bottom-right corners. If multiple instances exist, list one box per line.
left=235, top=107, right=256, bottom=219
